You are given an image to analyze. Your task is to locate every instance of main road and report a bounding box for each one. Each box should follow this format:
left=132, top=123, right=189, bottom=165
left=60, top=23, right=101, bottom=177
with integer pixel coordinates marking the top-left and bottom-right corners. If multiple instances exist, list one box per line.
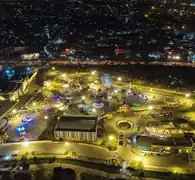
left=2, top=58, right=195, bottom=68
left=0, top=141, right=192, bottom=173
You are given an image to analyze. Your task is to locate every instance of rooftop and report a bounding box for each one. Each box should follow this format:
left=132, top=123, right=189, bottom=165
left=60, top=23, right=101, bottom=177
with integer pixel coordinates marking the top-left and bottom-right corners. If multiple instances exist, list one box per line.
left=10, top=74, right=28, bottom=82
left=0, top=82, right=20, bottom=93
left=55, top=115, right=97, bottom=132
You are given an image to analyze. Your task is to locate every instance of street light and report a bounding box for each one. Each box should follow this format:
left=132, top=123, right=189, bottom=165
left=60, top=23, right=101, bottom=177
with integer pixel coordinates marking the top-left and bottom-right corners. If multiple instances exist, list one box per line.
left=148, top=105, right=153, bottom=110
left=44, top=116, right=48, bottom=120
left=62, top=74, right=66, bottom=77
left=32, top=102, right=36, bottom=106
left=65, top=142, right=69, bottom=145
left=23, top=141, right=29, bottom=147
left=92, top=108, right=96, bottom=112
left=108, top=135, right=114, bottom=141
left=91, top=71, right=96, bottom=75
left=63, top=84, right=69, bottom=88
left=82, top=96, right=86, bottom=100
left=117, top=77, right=122, bottom=81
left=185, top=93, right=190, bottom=98
left=52, top=67, right=55, bottom=70
left=45, top=81, right=50, bottom=87
left=12, top=109, right=17, bottom=114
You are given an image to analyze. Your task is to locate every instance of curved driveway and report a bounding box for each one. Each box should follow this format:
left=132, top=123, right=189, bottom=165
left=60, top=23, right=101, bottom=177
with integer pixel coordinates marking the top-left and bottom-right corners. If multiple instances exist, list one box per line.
left=0, top=141, right=114, bottom=160
left=0, top=141, right=191, bottom=172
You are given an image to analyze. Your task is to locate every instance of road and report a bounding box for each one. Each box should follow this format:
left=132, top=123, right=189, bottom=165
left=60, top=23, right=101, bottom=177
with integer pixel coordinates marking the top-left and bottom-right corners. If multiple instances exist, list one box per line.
left=7, top=111, right=53, bottom=141
left=5, top=59, right=195, bottom=68
left=0, top=141, right=192, bottom=173
left=0, top=82, right=40, bottom=119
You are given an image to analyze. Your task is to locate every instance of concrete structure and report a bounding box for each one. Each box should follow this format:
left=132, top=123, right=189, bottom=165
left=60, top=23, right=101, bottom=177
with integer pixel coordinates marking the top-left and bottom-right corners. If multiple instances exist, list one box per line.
left=0, top=118, right=8, bottom=133
left=54, top=115, right=98, bottom=141
left=0, top=70, right=37, bottom=101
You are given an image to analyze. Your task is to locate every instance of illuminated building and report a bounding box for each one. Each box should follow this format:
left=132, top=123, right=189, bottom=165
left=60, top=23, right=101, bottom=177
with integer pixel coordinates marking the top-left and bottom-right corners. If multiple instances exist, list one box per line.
left=54, top=116, right=98, bottom=141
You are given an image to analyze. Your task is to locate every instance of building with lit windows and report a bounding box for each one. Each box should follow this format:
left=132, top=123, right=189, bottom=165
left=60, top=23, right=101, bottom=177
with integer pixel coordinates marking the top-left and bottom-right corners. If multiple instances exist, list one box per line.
left=54, top=116, right=98, bottom=141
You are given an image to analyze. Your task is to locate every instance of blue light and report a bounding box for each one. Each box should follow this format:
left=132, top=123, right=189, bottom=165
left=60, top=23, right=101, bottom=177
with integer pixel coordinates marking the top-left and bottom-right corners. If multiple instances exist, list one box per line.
left=55, top=95, right=61, bottom=101
left=116, top=88, right=121, bottom=92
left=4, top=154, right=11, bottom=160
left=100, top=55, right=104, bottom=59
left=101, top=74, right=112, bottom=88
left=16, top=125, right=27, bottom=133
left=6, top=70, right=10, bottom=74
left=192, top=55, right=195, bottom=61
left=26, top=67, right=31, bottom=71
left=149, top=54, right=160, bottom=59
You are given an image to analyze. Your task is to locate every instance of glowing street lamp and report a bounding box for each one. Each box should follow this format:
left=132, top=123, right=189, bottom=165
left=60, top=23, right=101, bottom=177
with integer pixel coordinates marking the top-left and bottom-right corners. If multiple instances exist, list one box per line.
left=63, top=84, right=69, bottom=88
left=82, top=96, right=86, bottom=100
left=185, top=93, right=190, bottom=98
left=52, top=67, right=55, bottom=70
left=117, top=77, right=122, bottom=81
left=23, top=141, right=29, bottom=147
left=12, top=109, right=17, bottom=114
left=91, top=71, right=96, bottom=75
left=92, top=108, right=96, bottom=112
left=44, top=81, right=50, bottom=87
left=175, top=56, right=181, bottom=60
left=44, top=116, right=48, bottom=120
left=65, top=142, right=69, bottom=145
left=148, top=105, right=153, bottom=110
left=108, top=135, right=114, bottom=141
left=62, top=73, right=66, bottom=77
left=144, top=14, right=148, bottom=18
left=32, top=102, right=36, bottom=106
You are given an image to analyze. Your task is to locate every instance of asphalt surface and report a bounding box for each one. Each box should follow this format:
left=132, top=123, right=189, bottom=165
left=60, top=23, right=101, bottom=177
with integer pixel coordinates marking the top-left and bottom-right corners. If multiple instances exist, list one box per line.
left=0, top=141, right=192, bottom=173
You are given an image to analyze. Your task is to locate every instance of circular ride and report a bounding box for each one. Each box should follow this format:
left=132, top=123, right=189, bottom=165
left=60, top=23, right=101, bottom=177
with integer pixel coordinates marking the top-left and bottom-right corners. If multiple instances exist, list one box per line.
left=164, top=96, right=178, bottom=105
left=117, top=120, right=133, bottom=130
left=139, top=94, right=148, bottom=100
left=92, top=102, right=104, bottom=109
